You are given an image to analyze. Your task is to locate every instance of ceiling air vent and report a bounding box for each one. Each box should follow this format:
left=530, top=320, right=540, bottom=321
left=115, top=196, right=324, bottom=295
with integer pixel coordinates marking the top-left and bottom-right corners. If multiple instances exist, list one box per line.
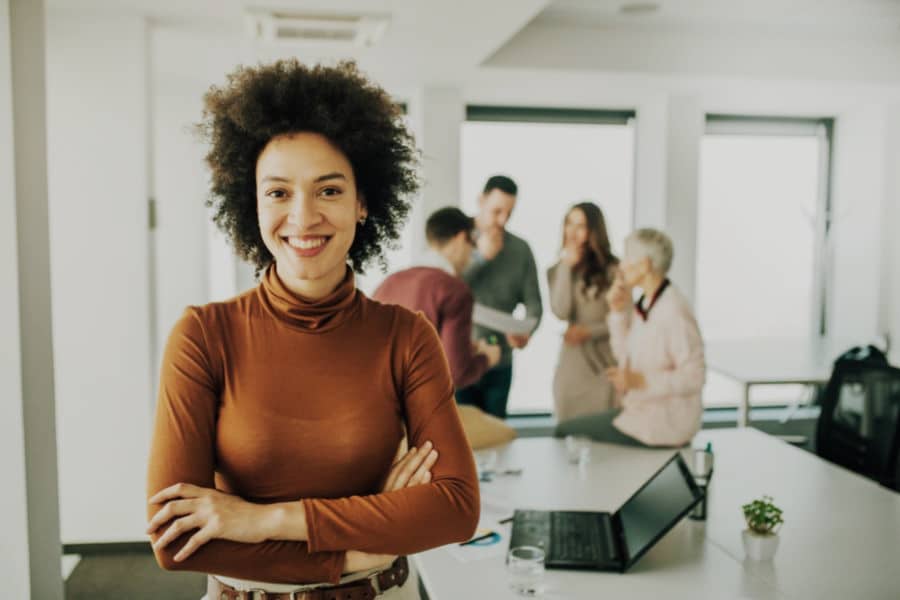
left=245, top=11, right=390, bottom=47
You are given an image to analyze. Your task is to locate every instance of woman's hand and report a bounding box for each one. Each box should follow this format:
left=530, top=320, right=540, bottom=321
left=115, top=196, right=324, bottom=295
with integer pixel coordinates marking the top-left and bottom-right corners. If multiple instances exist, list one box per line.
left=344, top=550, right=397, bottom=574
left=563, top=324, right=591, bottom=346
left=561, top=243, right=582, bottom=267
left=381, top=440, right=439, bottom=492
left=147, top=483, right=270, bottom=562
left=606, top=276, right=631, bottom=313
left=344, top=438, right=440, bottom=574
left=605, top=367, right=647, bottom=394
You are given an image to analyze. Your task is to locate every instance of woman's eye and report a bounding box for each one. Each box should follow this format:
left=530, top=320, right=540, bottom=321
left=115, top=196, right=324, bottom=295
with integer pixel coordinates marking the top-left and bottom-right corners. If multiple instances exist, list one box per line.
left=266, top=189, right=287, bottom=199
left=320, top=187, right=342, bottom=198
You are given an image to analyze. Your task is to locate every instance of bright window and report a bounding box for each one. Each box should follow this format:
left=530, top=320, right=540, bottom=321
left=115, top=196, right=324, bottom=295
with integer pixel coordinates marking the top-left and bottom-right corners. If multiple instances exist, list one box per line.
left=460, top=108, right=635, bottom=414
left=697, top=116, right=832, bottom=407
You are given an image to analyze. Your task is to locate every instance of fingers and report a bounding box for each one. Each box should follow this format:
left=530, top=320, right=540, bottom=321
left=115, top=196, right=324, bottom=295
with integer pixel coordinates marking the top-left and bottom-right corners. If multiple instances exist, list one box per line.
left=147, top=499, right=195, bottom=534
left=173, top=525, right=214, bottom=562
left=408, top=447, right=439, bottom=486
left=149, top=482, right=202, bottom=505
left=387, top=441, right=434, bottom=491
left=152, top=513, right=201, bottom=552
left=391, top=436, right=409, bottom=464
left=383, top=445, right=418, bottom=491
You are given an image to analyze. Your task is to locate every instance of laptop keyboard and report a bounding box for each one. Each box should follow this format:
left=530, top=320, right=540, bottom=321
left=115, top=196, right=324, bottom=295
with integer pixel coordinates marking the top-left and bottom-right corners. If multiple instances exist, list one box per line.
left=511, top=510, right=618, bottom=565
left=551, top=512, right=606, bottom=563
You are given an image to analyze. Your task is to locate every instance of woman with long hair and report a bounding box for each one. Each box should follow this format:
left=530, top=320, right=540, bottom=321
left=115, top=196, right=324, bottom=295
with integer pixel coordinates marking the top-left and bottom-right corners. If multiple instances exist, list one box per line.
left=547, top=202, right=620, bottom=422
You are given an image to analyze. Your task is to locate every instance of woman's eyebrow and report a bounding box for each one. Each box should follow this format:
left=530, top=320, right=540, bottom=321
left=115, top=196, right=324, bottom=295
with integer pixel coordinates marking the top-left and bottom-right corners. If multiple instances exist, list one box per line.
left=314, top=172, right=348, bottom=183
left=259, top=175, right=292, bottom=184
left=259, top=172, right=347, bottom=185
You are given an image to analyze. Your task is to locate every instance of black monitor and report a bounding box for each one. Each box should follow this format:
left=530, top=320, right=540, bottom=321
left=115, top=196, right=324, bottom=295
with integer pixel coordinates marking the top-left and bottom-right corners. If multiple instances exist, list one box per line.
left=615, top=453, right=703, bottom=569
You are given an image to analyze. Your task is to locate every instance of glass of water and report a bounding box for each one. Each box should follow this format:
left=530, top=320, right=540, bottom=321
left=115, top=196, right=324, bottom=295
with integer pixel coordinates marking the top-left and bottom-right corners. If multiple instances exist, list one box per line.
left=564, top=435, right=591, bottom=466
left=474, top=448, right=498, bottom=479
left=507, top=545, right=546, bottom=597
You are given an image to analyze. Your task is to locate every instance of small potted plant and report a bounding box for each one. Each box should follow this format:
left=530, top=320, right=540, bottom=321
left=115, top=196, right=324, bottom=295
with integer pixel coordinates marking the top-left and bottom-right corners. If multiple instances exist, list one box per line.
left=741, top=495, right=784, bottom=560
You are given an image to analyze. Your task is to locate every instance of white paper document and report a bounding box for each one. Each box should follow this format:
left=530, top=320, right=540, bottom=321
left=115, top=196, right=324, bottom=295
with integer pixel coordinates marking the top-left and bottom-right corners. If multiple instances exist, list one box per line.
left=446, top=495, right=515, bottom=563
left=473, top=303, right=537, bottom=336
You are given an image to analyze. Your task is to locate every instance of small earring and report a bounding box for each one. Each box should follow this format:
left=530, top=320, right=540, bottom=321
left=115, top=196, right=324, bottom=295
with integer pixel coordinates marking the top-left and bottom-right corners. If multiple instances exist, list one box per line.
left=358, top=216, right=367, bottom=226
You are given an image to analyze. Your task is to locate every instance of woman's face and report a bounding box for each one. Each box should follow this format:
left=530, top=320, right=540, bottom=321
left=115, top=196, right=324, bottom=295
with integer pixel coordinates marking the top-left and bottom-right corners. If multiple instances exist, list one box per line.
left=256, top=132, right=366, bottom=295
left=563, top=208, right=589, bottom=248
left=620, top=244, right=650, bottom=288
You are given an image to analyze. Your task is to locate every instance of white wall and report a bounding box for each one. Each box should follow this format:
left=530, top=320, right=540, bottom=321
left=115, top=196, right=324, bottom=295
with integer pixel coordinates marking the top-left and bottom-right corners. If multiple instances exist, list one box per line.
left=828, top=106, right=889, bottom=344
left=151, top=68, right=211, bottom=351
left=661, top=96, right=702, bottom=303
left=46, top=13, right=152, bottom=543
left=884, top=106, right=900, bottom=364
left=3, top=0, right=63, bottom=596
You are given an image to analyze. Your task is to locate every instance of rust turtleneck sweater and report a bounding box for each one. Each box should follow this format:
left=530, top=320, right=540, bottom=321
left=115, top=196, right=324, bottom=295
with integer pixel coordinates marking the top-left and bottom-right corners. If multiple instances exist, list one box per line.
left=146, top=265, right=479, bottom=584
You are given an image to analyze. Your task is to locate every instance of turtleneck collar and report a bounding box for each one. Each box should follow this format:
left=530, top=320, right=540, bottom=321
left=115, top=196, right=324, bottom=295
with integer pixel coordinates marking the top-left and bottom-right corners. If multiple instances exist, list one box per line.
left=257, top=263, right=359, bottom=332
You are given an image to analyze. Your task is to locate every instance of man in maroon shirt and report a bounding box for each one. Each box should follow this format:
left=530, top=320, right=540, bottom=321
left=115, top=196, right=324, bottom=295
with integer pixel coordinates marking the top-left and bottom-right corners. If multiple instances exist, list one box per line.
left=374, top=207, right=501, bottom=389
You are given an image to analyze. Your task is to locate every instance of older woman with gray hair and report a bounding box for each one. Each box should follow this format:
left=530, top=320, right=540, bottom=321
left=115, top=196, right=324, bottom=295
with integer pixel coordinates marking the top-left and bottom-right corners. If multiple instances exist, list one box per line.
left=555, top=228, right=705, bottom=447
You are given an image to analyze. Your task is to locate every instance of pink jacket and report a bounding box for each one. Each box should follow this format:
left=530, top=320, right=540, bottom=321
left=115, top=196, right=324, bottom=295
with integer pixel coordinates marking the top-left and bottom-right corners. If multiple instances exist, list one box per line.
left=608, top=283, right=705, bottom=446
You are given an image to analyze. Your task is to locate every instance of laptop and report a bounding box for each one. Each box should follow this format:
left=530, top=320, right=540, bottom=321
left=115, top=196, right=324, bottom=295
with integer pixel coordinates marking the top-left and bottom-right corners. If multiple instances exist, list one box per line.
left=509, top=452, right=702, bottom=573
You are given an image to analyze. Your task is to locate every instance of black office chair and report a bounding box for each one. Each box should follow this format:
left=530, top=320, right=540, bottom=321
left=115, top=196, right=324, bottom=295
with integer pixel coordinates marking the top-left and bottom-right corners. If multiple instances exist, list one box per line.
left=815, top=348, right=900, bottom=492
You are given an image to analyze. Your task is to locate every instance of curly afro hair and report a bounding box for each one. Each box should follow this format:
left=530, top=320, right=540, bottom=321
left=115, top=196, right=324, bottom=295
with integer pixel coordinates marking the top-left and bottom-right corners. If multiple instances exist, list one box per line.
left=198, top=59, right=419, bottom=274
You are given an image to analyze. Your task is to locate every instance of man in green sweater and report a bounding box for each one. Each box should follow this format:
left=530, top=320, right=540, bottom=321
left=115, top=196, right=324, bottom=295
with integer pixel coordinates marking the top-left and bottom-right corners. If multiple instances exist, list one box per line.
left=457, top=175, right=543, bottom=418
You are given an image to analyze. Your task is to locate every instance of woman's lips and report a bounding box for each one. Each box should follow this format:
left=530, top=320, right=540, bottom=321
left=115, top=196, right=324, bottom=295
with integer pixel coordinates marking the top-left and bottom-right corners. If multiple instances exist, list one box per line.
left=284, top=235, right=331, bottom=258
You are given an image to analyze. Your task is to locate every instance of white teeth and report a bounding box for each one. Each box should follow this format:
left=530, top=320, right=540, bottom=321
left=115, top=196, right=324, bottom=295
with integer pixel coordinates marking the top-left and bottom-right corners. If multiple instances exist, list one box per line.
left=287, top=236, right=327, bottom=250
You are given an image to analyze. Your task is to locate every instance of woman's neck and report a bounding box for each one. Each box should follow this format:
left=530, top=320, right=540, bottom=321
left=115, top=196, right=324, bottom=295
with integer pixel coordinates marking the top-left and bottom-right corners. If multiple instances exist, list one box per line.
left=639, top=272, right=666, bottom=302
left=275, top=262, right=347, bottom=301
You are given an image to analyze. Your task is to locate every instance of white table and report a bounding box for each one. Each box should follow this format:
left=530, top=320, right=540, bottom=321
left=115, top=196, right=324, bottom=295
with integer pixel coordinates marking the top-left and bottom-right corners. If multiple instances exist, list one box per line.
left=706, top=339, right=839, bottom=426
left=413, top=431, right=900, bottom=600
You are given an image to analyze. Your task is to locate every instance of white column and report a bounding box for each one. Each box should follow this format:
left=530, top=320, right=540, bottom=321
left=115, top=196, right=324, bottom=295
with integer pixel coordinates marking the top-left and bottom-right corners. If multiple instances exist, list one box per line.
left=0, top=0, right=64, bottom=597
left=828, top=105, right=887, bottom=344
left=632, top=95, right=668, bottom=230
left=407, top=86, right=465, bottom=257
left=663, top=95, right=703, bottom=305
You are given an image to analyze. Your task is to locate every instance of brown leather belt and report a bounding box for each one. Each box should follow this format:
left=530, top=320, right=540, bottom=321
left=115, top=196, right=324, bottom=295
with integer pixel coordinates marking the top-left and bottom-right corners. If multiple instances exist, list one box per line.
left=207, top=557, right=409, bottom=600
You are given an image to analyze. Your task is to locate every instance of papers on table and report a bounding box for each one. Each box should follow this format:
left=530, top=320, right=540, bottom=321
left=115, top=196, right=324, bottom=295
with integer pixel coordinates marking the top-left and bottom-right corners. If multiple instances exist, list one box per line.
left=446, top=495, right=514, bottom=563
left=473, top=303, right=537, bottom=336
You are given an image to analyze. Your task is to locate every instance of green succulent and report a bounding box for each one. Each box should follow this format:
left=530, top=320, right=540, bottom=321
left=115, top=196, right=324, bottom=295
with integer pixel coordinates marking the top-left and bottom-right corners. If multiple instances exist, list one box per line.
left=742, top=495, right=784, bottom=535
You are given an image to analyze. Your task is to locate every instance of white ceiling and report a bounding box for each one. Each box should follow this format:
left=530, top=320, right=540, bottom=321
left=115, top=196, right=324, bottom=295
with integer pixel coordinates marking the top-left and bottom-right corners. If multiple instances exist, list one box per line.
left=539, top=0, right=900, bottom=40
left=47, top=0, right=900, bottom=83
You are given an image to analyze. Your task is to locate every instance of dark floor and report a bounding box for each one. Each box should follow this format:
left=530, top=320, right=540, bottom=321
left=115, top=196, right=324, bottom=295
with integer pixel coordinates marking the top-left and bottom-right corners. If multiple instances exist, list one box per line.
left=65, top=551, right=205, bottom=600
left=65, top=416, right=819, bottom=600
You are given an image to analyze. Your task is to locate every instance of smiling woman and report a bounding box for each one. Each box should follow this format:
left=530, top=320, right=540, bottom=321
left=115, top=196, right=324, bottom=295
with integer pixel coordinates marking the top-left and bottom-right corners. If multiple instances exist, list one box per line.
left=256, top=133, right=367, bottom=299
left=146, top=60, right=479, bottom=600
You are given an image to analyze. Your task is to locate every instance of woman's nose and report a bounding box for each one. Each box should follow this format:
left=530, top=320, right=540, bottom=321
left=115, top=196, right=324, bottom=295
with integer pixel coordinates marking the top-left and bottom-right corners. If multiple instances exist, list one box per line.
left=287, top=195, right=320, bottom=227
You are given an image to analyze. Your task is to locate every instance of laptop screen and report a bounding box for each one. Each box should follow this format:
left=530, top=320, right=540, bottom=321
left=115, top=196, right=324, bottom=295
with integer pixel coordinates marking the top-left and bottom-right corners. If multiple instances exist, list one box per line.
left=616, top=454, right=700, bottom=564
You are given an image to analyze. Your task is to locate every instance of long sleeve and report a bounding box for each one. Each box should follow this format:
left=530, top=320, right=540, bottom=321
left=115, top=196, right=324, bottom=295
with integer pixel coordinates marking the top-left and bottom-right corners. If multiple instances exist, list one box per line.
left=639, top=309, right=706, bottom=402
left=440, top=286, right=489, bottom=389
left=547, top=262, right=573, bottom=321
left=521, top=245, right=543, bottom=332
left=147, top=309, right=345, bottom=584
left=303, top=314, right=480, bottom=555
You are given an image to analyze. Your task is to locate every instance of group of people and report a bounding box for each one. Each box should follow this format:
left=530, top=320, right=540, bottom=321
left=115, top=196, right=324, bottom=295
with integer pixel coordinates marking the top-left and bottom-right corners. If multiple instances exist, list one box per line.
left=375, top=175, right=706, bottom=449
left=145, top=59, right=706, bottom=599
